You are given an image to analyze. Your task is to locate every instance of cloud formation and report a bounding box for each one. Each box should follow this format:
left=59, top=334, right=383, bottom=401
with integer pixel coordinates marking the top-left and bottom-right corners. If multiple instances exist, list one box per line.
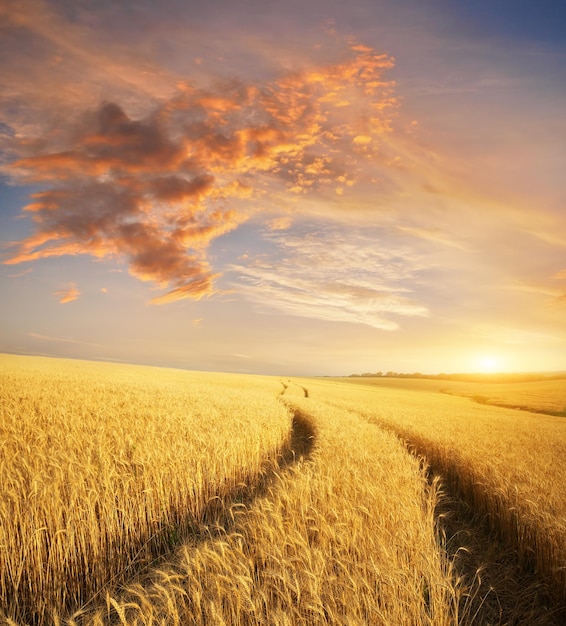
left=28, top=331, right=101, bottom=347
left=54, top=282, right=80, bottom=304
left=4, top=43, right=398, bottom=303
left=231, top=226, right=428, bottom=330
left=0, top=0, right=177, bottom=138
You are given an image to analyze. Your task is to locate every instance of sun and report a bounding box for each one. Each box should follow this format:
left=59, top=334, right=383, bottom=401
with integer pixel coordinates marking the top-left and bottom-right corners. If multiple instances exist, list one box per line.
left=477, top=355, right=501, bottom=373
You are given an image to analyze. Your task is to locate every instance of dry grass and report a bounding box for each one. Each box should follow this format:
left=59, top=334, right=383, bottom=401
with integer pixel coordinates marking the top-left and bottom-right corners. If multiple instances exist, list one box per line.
left=85, top=394, right=458, bottom=625
left=335, top=375, right=566, bottom=416
left=0, top=355, right=290, bottom=624
left=442, top=378, right=566, bottom=416
left=308, top=377, right=566, bottom=615
left=2, top=355, right=564, bottom=625
left=1, top=356, right=458, bottom=625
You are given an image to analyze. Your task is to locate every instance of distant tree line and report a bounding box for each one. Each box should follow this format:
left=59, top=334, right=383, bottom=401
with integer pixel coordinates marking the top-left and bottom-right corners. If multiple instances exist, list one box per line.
left=347, top=372, right=566, bottom=383
left=349, top=372, right=423, bottom=378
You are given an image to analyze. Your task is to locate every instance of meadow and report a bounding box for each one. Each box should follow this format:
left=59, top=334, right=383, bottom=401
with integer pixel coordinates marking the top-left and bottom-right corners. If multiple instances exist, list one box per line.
left=1, top=355, right=565, bottom=625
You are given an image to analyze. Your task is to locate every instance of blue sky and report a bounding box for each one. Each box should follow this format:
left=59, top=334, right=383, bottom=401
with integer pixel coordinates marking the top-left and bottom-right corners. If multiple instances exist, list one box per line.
left=1, top=0, right=565, bottom=375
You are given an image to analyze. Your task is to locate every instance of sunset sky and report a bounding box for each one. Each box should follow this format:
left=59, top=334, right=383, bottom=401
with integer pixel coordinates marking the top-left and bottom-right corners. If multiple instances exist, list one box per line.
left=1, top=0, right=565, bottom=376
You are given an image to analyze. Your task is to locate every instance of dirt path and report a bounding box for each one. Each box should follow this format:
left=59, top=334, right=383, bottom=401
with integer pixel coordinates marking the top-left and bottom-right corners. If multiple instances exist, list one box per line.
left=279, top=379, right=309, bottom=398
left=434, top=476, right=562, bottom=625
left=79, top=406, right=317, bottom=619
left=378, top=426, right=565, bottom=625
left=318, top=394, right=565, bottom=624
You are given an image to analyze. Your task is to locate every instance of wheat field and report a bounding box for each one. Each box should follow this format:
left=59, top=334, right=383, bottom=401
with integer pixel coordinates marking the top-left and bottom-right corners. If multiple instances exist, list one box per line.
left=0, top=355, right=291, bottom=623
left=1, top=354, right=565, bottom=625
left=337, top=375, right=566, bottom=416
left=303, top=376, right=566, bottom=616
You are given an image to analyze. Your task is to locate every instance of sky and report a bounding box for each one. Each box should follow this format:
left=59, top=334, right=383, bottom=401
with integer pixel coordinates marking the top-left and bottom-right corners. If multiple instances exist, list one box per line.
left=1, top=0, right=565, bottom=376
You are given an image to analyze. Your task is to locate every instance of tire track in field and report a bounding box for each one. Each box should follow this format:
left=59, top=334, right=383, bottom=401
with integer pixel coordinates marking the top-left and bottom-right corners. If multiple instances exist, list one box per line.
left=155, top=406, right=316, bottom=535
left=199, top=406, right=315, bottom=527
left=435, top=486, right=563, bottom=626
left=279, top=379, right=309, bottom=398
left=316, top=396, right=563, bottom=624
left=370, top=422, right=564, bottom=625
left=78, top=407, right=316, bottom=620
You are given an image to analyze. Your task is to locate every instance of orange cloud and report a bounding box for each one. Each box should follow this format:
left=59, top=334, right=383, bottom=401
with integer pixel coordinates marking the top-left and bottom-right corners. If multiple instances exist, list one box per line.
left=267, top=216, right=293, bottom=231
left=0, top=0, right=177, bottom=135
left=149, top=175, right=215, bottom=203
left=54, top=282, right=80, bottom=304
left=4, top=43, right=398, bottom=303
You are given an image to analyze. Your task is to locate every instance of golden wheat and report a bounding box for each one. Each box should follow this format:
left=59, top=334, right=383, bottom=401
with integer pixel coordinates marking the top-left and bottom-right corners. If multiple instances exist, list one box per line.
left=336, top=375, right=566, bottom=416
left=1, top=357, right=459, bottom=625
left=0, top=355, right=291, bottom=623
left=2, top=355, right=564, bottom=625
left=89, top=394, right=458, bottom=625
left=303, top=377, right=566, bottom=608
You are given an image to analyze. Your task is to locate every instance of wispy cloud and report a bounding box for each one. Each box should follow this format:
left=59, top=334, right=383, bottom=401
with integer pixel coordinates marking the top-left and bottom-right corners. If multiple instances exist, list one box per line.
left=396, top=225, right=467, bottom=250
left=231, top=225, right=428, bottom=330
left=7, top=267, right=33, bottom=278
left=0, top=0, right=176, bottom=137
left=3, top=40, right=400, bottom=304
left=54, top=282, right=80, bottom=303
left=28, top=331, right=100, bottom=347
left=266, top=216, right=294, bottom=231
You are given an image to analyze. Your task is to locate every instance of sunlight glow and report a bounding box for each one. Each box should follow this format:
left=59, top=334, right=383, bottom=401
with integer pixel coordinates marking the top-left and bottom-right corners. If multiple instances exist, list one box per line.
left=476, top=355, right=502, bottom=373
